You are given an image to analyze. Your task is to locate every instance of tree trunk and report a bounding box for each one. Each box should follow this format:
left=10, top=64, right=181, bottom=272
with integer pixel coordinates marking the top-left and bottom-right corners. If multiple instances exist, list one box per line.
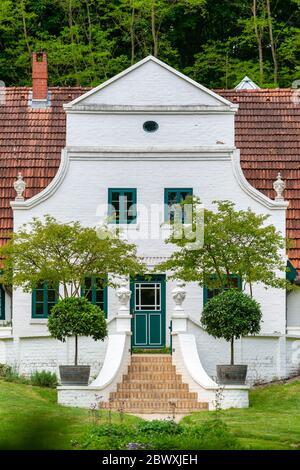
left=252, top=0, right=264, bottom=84
left=265, top=0, right=278, bottom=85
left=20, top=0, right=31, bottom=55
left=130, top=6, right=135, bottom=64
left=230, top=337, right=234, bottom=365
left=75, top=335, right=78, bottom=366
left=151, top=1, right=158, bottom=57
left=249, top=281, right=253, bottom=298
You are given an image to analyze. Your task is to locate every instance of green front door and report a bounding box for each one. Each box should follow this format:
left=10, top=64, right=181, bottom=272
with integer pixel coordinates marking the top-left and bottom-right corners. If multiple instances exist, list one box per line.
left=131, top=275, right=166, bottom=349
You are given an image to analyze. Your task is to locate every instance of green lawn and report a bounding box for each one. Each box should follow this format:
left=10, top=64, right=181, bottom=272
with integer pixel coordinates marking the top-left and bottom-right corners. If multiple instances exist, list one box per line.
left=182, top=380, right=300, bottom=450
left=0, top=380, right=141, bottom=450
left=0, top=379, right=300, bottom=450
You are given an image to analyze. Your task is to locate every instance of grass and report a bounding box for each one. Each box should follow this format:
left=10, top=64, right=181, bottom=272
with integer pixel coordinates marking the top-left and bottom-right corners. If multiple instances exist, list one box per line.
left=0, top=380, right=141, bottom=450
left=0, top=379, right=300, bottom=449
left=182, top=380, right=300, bottom=450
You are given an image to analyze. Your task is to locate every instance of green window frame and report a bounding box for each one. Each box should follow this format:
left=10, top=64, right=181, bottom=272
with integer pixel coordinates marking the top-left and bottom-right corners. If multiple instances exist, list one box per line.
left=164, top=188, right=193, bottom=223
left=203, top=275, right=242, bottom=305
left=32, top=282, right=58, bottom=318
left=81, top=277, right=108, bottom=318
left=108, top=188, right=137, bottom=224
left=0, top=285, right=5, bottom=320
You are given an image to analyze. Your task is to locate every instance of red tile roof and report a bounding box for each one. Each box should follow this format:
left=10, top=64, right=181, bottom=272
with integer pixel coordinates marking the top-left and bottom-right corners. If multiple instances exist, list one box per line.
left=0, top=87, right=87, bottom=248
left=1, top=87, right=300, bottom=270
left=219, top=89, right=300, bottom=271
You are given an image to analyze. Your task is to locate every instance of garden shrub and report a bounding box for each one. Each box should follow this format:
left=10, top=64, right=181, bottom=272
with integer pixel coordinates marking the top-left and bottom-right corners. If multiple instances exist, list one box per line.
left=82, top=417, right=241, bottom=450
left=136, top=419, right=183, bottom=435
left=3, top=367, right=30, bottom=385
left=30, top=370, right=58, bottom=388
left=0, top=363, right=12, bottom=378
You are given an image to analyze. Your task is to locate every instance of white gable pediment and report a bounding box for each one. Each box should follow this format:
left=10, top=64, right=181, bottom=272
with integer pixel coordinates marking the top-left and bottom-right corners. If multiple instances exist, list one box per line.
left=64, top=56, right=236, bottom=110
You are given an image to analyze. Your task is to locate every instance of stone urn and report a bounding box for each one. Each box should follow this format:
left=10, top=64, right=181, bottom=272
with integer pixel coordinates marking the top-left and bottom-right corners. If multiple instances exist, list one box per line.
left=216, top=365, right=248, bottom=385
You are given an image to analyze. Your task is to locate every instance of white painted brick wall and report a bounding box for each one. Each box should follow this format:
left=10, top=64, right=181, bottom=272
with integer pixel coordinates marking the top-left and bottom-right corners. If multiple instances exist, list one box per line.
left=4, top=336, right=108, bottom=378
left=187, top=319, right=300, bottom=385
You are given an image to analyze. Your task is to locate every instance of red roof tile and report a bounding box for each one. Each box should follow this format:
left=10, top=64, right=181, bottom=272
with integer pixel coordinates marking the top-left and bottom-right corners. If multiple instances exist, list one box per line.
left=1, top=87, right=300, bottom=270
left=219, top=89, right=300, bottom=270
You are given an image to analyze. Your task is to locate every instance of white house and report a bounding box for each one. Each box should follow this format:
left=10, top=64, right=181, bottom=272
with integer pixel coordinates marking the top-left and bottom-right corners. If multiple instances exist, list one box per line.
left=1, top=54, right=300, bottom=411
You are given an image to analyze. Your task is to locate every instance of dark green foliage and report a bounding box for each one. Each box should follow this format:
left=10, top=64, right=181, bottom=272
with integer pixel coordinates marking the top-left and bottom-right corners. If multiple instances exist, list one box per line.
left=48, top=297, right=107, bottom=365
left=48, top=297, right=107, bottom=343
left=136, top=419, right=183, bottom=435
left=0, top=1, right=299, bottom=88
left=201, top=289, right=262, bottom=364
left=201, top=289, right=262, bottom=342
left=30, top=370, right=58, bottom=388
left=82, top=418, right=241, bottom=450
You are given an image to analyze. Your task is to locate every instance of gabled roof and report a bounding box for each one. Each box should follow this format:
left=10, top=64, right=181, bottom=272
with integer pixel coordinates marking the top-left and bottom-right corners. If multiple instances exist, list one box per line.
left=1, top=87, right=300, bottom=271
left=64, top=56, right=236, bottom=110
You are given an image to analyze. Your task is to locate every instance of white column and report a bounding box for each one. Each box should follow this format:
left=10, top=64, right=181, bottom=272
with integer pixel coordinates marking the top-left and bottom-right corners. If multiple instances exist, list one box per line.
left=171, top=281, right=188, bottom=332
left=115, top=281, right=132, bottom=333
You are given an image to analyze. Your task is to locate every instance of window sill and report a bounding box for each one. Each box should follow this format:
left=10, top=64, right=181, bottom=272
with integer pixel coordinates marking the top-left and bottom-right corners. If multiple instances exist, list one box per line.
left=30, top=319, right=48, bottom=324
left=107, top=223, right=140, bottom=230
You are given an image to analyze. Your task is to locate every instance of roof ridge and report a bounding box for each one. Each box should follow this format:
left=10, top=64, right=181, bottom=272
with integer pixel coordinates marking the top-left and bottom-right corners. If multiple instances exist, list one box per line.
left=216, top=88, right=292, bottom=92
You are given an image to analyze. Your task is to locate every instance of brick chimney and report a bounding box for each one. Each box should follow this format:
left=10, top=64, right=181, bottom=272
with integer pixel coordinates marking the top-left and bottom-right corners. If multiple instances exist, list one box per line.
left=32, top=52, right=48, bottom=101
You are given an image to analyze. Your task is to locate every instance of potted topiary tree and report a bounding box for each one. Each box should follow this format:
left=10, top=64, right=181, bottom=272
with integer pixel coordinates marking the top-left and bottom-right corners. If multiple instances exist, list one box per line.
left=48, top=297, right=107, bottom=385
left=201, top=289, right=262, bottom=384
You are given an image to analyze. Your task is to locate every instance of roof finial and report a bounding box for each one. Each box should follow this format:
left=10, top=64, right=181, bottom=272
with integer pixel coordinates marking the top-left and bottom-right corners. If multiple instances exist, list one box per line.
left=273, top=172, right=286, bottom=201
left=14, top=172, right=26, bottom=201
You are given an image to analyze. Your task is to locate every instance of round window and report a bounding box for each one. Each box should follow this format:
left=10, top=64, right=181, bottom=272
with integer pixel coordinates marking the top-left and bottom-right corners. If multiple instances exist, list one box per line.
left=143, top=121, right=159, bottom=133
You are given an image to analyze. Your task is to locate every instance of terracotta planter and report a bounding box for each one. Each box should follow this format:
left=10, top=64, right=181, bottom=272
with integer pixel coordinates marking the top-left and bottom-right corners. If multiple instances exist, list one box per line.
left=59, top=365, right=90, bottom=385
left=217, top=365, right=247, bottom=385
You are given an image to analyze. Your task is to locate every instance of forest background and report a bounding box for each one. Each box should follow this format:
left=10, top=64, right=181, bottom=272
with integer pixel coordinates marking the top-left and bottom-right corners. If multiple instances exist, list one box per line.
left=1, top=0, right=300, bottom=89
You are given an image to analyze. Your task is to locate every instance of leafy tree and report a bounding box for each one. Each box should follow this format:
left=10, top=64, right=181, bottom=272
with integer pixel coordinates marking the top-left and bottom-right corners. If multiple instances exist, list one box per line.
left=1, top=1, right=300, bottom=88
left=48, top=297, right=107, bottom=365
left=0, top=215, right=145, bottom=296
left=201, top=289, right=262, bottom=364
left=158, top=199, right=291, bottom=295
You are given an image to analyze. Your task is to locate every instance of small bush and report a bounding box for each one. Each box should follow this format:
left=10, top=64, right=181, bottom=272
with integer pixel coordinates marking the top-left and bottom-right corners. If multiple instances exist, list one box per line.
left=30, top=370, right=58, bottom=388
left=3, top=367, right=30, bottom=385
left=136, top=419, right=183, bottom=435
left=0, top=363, right=12, bottom=378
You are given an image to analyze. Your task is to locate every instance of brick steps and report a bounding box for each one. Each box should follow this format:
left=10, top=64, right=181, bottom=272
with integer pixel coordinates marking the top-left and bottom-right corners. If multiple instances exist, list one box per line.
left=128, top=364, right=177, bottom=372
left=117, top=382, right=189, bottom=391
left=101, top=400, right=208, bottom=412
left=123, top=372, right=183, bottom=381
left=100, top=354, right=208, bottom=414
left=110, top=390, right=198, bottom=400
